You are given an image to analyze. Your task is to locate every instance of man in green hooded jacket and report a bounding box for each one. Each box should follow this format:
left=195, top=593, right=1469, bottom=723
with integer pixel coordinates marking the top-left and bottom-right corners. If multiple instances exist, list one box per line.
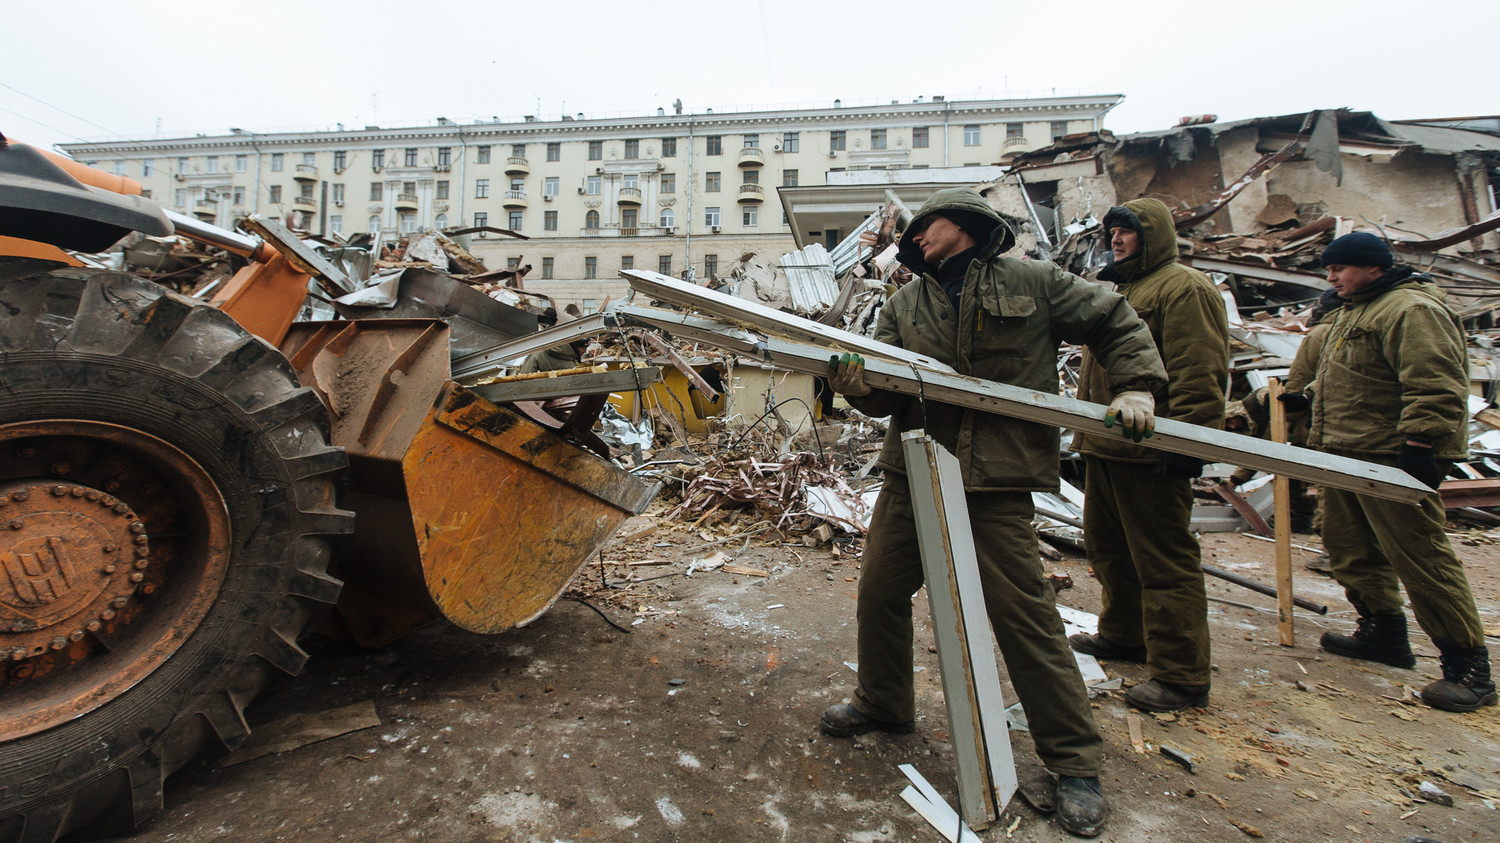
left=821, top=187, right=1168, bottom=837
left=1071, top=198, right=1230, bottom=713
left=1283, top=232, right=1494, bottom=713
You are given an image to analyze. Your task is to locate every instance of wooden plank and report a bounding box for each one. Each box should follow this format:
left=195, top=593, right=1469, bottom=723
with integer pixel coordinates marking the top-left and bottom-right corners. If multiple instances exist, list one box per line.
left=902, top=433, right=1018, bottom=827
left=1269, top=378, right=1295, bottom=647
left=1439, top=478, right=1500, bottom=509
left=1214, top=485, right=1273, bottom=537
left=621, top=268, right=954, bottom=372
left=469, top=367, right=661, bottom=403
left=642, top=331, right=719, bottom=399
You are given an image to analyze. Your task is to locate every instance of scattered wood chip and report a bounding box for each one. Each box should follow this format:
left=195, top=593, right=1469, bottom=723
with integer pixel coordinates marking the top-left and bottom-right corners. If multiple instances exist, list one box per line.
left=1230, top=818, right=1264, bottom=838
left=1293, top=788, right=1320, bottom=802
left=722, top=564, right=769, bottom=577
left=1128, top=712, right=1146, bottom=754
left=219, top=700, right=381, bottom=767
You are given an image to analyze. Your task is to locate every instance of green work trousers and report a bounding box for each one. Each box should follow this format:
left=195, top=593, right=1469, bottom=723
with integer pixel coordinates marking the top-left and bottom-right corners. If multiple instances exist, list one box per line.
left=1322, top=464, right=1485, bottom=647
left=852, top=479, right=1102, bottom=778
left=1083, top=457, right=1211, bottom=686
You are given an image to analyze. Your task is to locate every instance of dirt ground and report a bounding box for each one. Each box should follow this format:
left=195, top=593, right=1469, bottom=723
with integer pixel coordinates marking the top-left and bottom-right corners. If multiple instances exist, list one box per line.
left=109, top=504, right=1500, bottom=843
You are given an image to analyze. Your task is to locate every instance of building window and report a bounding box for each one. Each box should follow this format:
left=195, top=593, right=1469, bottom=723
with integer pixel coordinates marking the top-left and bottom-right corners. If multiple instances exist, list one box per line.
left=587, top=141, right=602, bottom=160
left=871, top=129, right=886, bottom=149
left=624, top=139, right=640, bottom=159
left=269, top=185, right=282, bottom=203
left=742, top=169, right=758, bottom=185
left=436, top=180, right=449, bottom=199
left=1050, top=121, right=1068, bottom=141
left=233, top=187, right=245, bottom=205
left=544, top=210, right=558, bottom=231
left=474, top=211, right=488, bottom=227
left=176, top=156, right=188, bottom=173
left=207, top=157, right=221, bottom=175
left=783, top=169, right=798, bottom=187
left=174, top=188, right=187, bottom=206
left=235, top=154, right=247, bottom=173
left=621, top=255, right=634, bottom=271
left=581, top=299, right=598, bottom=314
left=511, top=143, right=525, bottom=158
left=301, top=152, right=315, bottom=166
left=742, top=205, right=758, bottom=226
left=705, top=171, right=720, bottom=192
left=743, top=134, right=759, bottom=149
left=661, top=173, right=675, bottom=193
left=271, top=153, right=284, bottom=171
left=399, top=213, right=416, bottom=234
left=369, top=215, right=381, bottom=233
left=372, top=149, right=384, bottom=169
left=298, top=183, right=314, bottom=202
left=584, top=256, right=597, bottom=279
left=435, top=213, right=447, bottom=229
left=331, top=215, right=343, bottom=235
left=913, top=126, right=929, bottom=148
left=141, top=159, right=153, bottom=177
left=546, top=142, right=561, bottom=162
left=541, top=257, right=554, bottom=279
left=705, top=136, right=722, bottom=156
left=510, top=177, right=524, bottom=192
left=475, top=179, right=490, bottom=198
left=477, top=145, right=491, bottom=164
left=662, top=137, right=677, bottom=157
left=622, top=208, right=638, bottom=228
left=402, top=181, right=416, bottom=198
left=704, top=206, right=720, bottom=227
left=830, top=130, right=846, bottom=152
left=544, top=176, right=559, bottom=196
left=140, top=189, right=151, bottom=199
left=585, top=210, right=600, bottom=229
left=704, top=254, right=718, bottom=277
left=783, top=132, right=799, bottom=153
left=658, top=255, right=672, bottom=275
left=964, top=124, right=981, bottom=145
left=506, top=257, right=520, bottom=270
left=334, top=150, right=347, bottom=170
left=111, top=160, right=125, bottom=176
left=438, top=147, right=451, bottom=167
left=659, top=208, right=674, bottom=229
left=509, top=211, right=523, bottom=230
left=370, top=183, right=383, bottom=201
left=332, top=184, right=344, bottom=204
left=404, top=148, right=418, bottom=166
left=586, top=175, right=601, bottom=195
left=623, top=174, right=638, bottom=191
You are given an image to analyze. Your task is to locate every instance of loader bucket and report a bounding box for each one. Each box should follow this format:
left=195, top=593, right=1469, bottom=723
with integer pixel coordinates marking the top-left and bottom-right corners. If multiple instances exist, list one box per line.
left=281, top=319, right=657, bottom=646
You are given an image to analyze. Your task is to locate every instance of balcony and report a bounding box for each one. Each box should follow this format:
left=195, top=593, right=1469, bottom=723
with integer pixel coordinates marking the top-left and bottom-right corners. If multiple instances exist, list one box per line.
left=617, top=187, right=642, bottom=206
left=291, top=196, right=318, bottom=214
left=193, top=201, right=218, bottom=218
left=1000, top=136, right=1033, bottom=159
left=581, top=227, right=601, bottom=237
left=619, top=228, right=639, bottom=237
left=504, top=156, right=530, bottom=175
left=501, top=189, right=528, bottom=209
left=737, top=183, right=765, bottom=203
left=294, top=163, right=318, bottom=182
left=394, top=193, right=419, bottom=211
left=737, top=147, right=764, bottom=168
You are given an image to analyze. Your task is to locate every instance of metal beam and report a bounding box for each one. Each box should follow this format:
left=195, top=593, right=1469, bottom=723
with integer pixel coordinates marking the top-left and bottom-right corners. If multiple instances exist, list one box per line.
left=609, top=303, right=761, bottom=357
left=1181, top=256, right=1330, bottom=290
left=468, top=367, right=661, bottom=404
left=451, top=312, right=613, bottom=381
left=621, top=269, right=954, bottom=372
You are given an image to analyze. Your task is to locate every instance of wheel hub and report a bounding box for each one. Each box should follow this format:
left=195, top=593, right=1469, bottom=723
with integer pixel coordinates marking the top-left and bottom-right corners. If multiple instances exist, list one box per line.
left=0, top=482, right=149, bottom=662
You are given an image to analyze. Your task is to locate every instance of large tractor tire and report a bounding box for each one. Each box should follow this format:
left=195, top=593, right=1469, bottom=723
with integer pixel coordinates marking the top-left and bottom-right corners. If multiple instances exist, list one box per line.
left=0, top=262, right=352, bottom=842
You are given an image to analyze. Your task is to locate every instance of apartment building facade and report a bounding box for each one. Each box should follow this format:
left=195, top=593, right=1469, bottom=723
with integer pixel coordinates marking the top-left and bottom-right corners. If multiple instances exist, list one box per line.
left=61, top=95, right=1122, bottom=293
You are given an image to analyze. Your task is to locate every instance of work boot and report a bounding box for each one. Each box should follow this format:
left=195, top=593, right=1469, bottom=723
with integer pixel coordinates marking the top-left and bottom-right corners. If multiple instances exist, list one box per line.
left=1068, top=632, right=1147, bottom=663
left=1055, top=775, right=1107, bottom=837
left=1421, top=641, right=1498, bottom=713
left=819, top=703, right=914, bottom=737
left=1125, top=679, right=1209, bottom=712
left=1320, top=613, right=1416, bottom=669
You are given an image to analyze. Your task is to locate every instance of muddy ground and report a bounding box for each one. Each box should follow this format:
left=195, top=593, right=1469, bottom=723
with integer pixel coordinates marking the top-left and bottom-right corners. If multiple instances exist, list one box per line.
left=111, top=505, right=1499, bottom=843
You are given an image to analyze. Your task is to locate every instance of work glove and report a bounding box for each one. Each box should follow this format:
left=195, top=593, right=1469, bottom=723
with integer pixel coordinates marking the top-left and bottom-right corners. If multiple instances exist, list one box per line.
left=1104, top=390, right=1155, bottom=442
left=1277, top=392, right=1311, bottom=413
left=1155, top=453, right=1206, bottom=479
left=1397, top=441, right=1448, bottom=490
left=827, top=352, right=872, bottom=397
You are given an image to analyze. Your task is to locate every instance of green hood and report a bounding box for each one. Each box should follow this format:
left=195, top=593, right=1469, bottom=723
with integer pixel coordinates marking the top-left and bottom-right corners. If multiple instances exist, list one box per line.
left=1099, top=197, right=1178, bottom=284
left=896, top=187, right=1015, bottom=274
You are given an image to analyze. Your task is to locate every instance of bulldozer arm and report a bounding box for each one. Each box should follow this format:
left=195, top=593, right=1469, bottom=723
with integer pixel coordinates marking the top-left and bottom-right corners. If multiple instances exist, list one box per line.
left=281, top=319, right=657, bottom=646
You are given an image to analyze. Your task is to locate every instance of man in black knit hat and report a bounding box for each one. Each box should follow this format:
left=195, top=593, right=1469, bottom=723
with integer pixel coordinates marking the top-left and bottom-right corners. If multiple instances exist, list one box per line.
left=1281, top=231, right=1495, bottom=712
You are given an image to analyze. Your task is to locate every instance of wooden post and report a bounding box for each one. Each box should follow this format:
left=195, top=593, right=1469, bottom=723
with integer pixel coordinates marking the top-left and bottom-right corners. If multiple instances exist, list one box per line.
left=1267, top=378, right=1295, bottom=646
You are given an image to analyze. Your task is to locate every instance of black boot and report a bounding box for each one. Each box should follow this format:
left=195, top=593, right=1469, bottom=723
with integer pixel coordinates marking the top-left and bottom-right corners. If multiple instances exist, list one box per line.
left=1320, top=613, right=1416, bottom=669
left=1055, top=775, right=1106, bottom=837
left=1421, top=641, right=1497, bottom=713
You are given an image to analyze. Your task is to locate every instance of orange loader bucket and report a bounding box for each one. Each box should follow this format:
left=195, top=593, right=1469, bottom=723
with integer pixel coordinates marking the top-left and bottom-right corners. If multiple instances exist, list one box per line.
left=280, top=319, right=657, bottom=646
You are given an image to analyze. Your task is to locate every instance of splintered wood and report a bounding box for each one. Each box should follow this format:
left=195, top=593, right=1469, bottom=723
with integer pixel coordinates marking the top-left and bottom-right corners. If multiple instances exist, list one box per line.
left=667, top=451, right=872, bottom=535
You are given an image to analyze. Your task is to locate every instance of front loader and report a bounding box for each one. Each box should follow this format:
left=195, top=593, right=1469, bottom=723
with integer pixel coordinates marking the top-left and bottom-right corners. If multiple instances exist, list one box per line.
left=0, top=135, right=655, bottom=842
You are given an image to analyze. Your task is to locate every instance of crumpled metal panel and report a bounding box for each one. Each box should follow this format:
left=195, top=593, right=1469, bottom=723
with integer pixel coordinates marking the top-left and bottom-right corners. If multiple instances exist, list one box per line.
left=827, top=208, right=885, bottom=275
left=779, top=243, right=839, bottom=314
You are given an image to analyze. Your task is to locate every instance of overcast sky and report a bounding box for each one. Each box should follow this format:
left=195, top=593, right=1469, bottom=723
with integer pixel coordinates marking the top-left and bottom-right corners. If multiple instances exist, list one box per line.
left=3, top=0, right=1491, bottom=154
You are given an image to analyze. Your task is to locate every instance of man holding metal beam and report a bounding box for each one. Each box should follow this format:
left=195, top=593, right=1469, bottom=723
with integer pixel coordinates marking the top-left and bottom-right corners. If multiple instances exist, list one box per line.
left=820, top=187, right=1167, bottom=837
left=1071, top=198, right=1231, bottom=713
left=1286, top=232, right=1495, bottom=712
